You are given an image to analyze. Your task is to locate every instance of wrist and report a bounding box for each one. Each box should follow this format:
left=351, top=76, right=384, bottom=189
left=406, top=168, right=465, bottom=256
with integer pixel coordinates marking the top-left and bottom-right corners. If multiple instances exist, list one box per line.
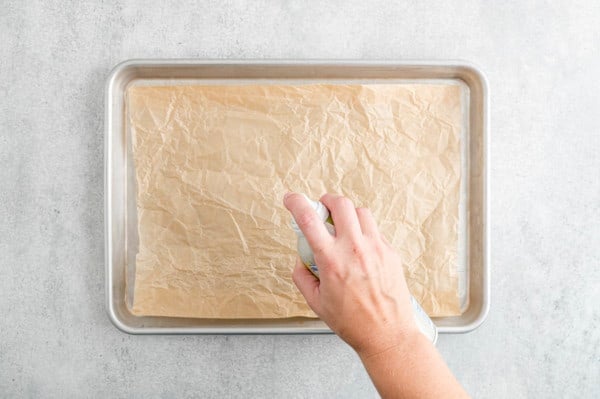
left=356, top=325, right=426, bottom=362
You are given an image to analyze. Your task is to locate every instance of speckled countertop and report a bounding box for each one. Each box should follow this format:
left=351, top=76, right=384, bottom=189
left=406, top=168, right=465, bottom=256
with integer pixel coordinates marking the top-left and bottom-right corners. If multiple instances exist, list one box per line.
left=1, top=1, right=599, bottom=397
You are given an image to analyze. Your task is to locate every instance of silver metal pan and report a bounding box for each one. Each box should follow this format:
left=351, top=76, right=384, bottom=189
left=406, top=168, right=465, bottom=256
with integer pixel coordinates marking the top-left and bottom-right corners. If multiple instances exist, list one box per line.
left=105, top=60, right=489, bottom=334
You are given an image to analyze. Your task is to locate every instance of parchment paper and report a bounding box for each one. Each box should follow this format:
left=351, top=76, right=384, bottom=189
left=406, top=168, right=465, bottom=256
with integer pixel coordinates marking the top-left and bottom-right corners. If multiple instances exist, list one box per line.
left=127, top=83, right=462, bottom=318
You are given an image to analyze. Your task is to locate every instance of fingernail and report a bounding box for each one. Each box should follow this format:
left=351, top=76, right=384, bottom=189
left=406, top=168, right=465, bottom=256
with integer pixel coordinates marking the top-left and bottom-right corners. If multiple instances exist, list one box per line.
left=284, top=192, right=293, bottom=201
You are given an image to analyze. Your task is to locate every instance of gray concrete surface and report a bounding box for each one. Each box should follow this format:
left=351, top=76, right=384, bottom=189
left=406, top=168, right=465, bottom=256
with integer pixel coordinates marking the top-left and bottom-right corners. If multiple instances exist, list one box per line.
left=1, top=1, right=599, bottom=397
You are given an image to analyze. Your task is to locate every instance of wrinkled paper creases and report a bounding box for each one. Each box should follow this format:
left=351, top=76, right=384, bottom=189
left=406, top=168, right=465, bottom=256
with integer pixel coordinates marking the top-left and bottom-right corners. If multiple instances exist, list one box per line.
left=127, top=83, right=462, bottom=318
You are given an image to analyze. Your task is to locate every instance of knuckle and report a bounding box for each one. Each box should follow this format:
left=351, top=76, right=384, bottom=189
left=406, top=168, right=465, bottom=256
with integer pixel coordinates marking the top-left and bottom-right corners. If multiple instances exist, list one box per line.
left=351, top=243, right=368, bottom=262
left=296, top=210, right=317, bottom=230
left=316, top=251, right=339, bottom=271
left=351, top=243, right=363, bottom=256
left=316, top=249, right=334, bottom=263
left=310, top=243, right=327, bottom=258
left=346, top=239, right=369, bottom=263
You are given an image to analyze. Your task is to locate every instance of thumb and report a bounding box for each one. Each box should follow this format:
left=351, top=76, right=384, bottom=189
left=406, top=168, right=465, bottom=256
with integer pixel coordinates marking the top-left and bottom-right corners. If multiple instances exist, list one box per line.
left=292, top=258, right=321, bottom=314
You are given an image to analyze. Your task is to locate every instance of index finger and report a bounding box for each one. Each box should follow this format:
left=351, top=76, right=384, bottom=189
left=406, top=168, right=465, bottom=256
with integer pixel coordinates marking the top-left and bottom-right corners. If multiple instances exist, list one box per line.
left=283, top=192, right=334, bottom=254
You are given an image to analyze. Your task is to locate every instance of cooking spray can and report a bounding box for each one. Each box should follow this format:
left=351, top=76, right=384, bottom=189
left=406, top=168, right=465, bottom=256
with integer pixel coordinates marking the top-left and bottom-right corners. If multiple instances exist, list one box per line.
left=290, top=195, right=438, bottom=344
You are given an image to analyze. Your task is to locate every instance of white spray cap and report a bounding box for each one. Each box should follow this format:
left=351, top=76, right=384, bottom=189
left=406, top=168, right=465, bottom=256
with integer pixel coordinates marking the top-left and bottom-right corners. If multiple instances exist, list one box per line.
left=290, top=194, right=330, bottom=235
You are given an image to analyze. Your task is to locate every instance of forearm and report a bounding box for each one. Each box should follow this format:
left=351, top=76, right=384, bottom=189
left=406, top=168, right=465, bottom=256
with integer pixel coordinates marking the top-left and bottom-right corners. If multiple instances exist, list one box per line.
left=359, top=332, right=469, bottom=399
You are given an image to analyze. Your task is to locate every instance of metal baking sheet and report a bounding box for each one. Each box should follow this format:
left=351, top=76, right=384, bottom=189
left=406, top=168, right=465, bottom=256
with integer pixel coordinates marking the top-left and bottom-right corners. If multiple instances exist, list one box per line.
left=105, top=60, right=489, bottom=334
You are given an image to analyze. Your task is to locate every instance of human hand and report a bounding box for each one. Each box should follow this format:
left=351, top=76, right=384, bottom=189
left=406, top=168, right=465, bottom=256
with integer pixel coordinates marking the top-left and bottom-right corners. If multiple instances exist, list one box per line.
left=283, top=192, right=420, bottom=357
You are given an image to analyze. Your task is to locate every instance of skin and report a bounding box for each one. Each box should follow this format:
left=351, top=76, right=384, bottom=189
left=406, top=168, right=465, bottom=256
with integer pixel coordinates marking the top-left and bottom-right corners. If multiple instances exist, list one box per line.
left=284, top=192, right=469, bottom=399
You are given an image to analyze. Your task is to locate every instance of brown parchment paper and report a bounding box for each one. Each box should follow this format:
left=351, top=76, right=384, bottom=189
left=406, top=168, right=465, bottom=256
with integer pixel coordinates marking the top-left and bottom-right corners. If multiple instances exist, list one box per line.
left=127, top=83, right=462, bottom=318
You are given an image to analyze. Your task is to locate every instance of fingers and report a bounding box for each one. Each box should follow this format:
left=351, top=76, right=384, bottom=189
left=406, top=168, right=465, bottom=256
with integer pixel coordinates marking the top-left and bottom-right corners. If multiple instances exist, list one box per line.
left=320, top=193, right=362, bottom=239
left=292, top=259, right=321, bottom=314
left=356, top=207, right=380, bottom=237
left=284, top=192, right=334, bottom=254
